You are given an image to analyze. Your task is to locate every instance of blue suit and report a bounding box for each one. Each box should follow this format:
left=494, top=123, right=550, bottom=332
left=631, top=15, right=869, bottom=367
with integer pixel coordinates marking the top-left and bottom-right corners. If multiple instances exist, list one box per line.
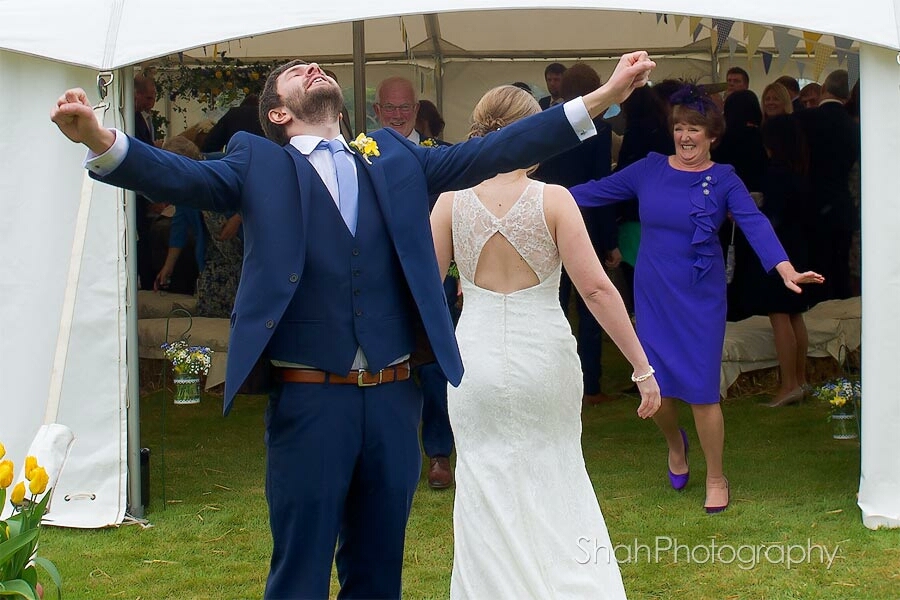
left=95, top=104, right=582, bottom=598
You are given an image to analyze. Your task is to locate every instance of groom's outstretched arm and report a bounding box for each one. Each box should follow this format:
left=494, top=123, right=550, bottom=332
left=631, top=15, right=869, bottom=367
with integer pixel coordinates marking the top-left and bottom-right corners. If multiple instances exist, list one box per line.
left=412, top=51, right=656, bottom=195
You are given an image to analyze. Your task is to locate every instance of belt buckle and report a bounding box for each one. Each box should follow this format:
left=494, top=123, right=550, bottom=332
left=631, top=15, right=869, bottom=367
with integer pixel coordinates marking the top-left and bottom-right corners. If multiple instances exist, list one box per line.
left=357, top=369, right=383, bottom=387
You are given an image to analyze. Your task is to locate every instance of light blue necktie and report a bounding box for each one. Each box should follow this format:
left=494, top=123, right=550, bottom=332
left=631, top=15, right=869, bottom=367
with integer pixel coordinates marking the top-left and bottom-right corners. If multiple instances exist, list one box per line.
left=319, top=139, right=358, bottom=235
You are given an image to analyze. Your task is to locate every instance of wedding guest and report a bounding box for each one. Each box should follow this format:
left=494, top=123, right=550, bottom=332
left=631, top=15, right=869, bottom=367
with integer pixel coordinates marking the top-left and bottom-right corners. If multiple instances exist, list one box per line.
left=795, top=69, right=859, bottom=301
left=725, top=66, right=750, bottom=96
left=754, top=115, right=813, bottom=407
left=613, top=85, right=675, bottom=313
left=761, top=82, right=794, bottom=123
left=712, top=89, right=768, bottom=321
left=571, top=84, right=823, bottom=514
left=155, top=136, right=244, bottom=318
left=538, top=62, right=567, bottom=109
left=431, top=83, right=660, bottom=599
left=374, top=76, right=420, bottom=141
left=775, top=75, right=803, bottom=112
left=375, top=80, right=455, bottom=489
left=799, top=82, right=822, bottom=109
left=133, top=72, right=169, bottom=290
left=415, top=99, right=449, bottom=144
left=533, top=62, right=618, bottom=405
left=201, top=94, right=265, bottom=153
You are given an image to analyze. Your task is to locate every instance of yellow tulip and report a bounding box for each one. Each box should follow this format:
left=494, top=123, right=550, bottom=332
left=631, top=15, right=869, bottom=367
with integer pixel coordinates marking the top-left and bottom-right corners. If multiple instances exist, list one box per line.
left=0, top=460, right=13, bottom=488
left=24, top=456, right=37, bottom=479
left=0, top=441, right=5, bottom=460
left=11, top=481, right=26, bottom=504
left=28, top=466, right=49, bottom=495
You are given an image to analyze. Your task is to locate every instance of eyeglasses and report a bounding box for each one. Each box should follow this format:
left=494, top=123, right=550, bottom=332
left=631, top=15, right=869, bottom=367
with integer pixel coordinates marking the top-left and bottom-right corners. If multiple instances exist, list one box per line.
left=378, top=103, right=415, bottom=114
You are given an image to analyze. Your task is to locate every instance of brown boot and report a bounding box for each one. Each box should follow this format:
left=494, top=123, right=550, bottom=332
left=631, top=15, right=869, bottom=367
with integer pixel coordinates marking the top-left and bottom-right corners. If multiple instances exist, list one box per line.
left=428, top=456, right=454, bottom=489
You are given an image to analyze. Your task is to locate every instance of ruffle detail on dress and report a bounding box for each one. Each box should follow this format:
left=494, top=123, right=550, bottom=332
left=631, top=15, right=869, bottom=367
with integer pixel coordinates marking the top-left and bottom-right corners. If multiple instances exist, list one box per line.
left=688, top=173, right=719, bottom=285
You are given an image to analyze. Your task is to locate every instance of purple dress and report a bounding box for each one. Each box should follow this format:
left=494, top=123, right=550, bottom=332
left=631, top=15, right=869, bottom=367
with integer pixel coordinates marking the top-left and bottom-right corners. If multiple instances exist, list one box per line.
left=571, top=153, right=788, bottom=404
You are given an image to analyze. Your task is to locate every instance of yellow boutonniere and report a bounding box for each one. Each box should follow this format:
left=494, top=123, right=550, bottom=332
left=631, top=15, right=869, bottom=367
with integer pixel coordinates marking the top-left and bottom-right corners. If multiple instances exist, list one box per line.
left=420, top=137, right=437, bottom=147
left=349, top=133, right=380, bottom=164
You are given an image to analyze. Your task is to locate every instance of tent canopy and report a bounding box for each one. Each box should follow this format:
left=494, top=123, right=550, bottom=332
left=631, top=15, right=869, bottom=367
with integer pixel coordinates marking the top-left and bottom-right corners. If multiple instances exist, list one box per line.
left=1, top=0, right=898, bottom=70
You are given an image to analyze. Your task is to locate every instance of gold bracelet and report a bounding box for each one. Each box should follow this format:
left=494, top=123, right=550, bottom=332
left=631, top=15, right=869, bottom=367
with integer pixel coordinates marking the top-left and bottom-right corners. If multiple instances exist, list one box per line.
left=631, top=366, right=655, bottom=383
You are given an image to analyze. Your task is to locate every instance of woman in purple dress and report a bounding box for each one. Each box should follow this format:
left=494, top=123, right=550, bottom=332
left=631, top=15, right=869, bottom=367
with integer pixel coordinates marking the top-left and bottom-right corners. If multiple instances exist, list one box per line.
left=570, top=86, right=823, bottom=513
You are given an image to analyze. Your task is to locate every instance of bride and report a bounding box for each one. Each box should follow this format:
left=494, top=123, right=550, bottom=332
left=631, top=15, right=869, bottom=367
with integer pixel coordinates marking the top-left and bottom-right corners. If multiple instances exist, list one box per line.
left=430, top=85, right=661, bottom=599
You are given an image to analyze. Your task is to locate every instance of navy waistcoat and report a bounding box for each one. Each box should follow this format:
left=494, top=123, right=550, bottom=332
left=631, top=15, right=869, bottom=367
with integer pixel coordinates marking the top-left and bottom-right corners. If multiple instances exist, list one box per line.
left=266, top=158, right=415, bottom=374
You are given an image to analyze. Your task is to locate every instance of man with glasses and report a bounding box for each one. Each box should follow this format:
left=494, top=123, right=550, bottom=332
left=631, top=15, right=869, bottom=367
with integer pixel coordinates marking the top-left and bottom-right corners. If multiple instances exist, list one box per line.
left=374, top=77, right=421, bottom=142
left=375, top=76, right=457, bottom=491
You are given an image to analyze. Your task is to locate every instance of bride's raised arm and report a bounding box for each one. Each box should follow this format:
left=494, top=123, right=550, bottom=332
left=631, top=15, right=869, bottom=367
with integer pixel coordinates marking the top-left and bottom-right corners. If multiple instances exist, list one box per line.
left=430, top=191, right=455, bottom=280
left=544, top=183, right=661, bottom=419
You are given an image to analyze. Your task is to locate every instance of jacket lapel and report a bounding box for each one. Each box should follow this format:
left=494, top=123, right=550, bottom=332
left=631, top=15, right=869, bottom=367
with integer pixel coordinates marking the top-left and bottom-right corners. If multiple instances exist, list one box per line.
left=353, top=151, right=395, bottom=237
left=283, top=144, right=315, bottom=247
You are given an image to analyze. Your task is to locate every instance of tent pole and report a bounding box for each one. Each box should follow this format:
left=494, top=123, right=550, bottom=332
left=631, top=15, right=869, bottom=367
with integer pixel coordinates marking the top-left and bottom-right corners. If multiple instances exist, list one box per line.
left=423, top=14, right=444, bottom=116
left=123, top=68, right=144, bottom=519
left=352, top=21, right=366, bottom=136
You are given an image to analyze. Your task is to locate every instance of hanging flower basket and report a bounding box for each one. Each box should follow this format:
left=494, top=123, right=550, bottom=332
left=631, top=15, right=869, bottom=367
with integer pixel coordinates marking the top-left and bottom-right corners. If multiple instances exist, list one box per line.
left=161, top=340, right=212, bottom=405
left=812, top=378, right=861, bottom=440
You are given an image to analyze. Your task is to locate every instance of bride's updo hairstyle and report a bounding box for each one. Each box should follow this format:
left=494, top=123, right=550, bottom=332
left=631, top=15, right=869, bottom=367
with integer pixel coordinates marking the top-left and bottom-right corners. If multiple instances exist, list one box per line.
left=468, top=85, right=541, bottom=140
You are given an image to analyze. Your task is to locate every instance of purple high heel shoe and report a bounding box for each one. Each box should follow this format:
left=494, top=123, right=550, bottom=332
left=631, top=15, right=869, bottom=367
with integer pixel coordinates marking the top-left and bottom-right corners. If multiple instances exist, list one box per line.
left=668, top=428, right=689, bottom=491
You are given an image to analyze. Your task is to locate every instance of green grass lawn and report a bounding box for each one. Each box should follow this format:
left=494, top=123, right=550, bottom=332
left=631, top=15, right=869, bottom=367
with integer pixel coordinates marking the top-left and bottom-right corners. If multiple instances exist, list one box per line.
left=40, top=356, right=899, bottom=599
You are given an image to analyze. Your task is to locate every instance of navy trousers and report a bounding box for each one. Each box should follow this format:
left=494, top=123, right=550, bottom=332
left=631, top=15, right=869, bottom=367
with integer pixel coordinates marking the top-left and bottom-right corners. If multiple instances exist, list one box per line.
left=418, top=362, right=454, bottom=457
left=559, top=269, right=604, bottom=395
left=263, top=378, right=422, bottom=599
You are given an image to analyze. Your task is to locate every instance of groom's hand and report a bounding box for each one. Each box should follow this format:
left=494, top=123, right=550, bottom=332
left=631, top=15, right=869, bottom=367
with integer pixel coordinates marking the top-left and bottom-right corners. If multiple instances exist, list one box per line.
left=583, top=51, right=656, bottom=118
left=51, top=88, right=115, bottom=154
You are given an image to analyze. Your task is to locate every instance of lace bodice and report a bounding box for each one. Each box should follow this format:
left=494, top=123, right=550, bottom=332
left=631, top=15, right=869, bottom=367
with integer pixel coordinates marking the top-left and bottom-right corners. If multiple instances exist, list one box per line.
left=451, top=180, right=559, bottom=284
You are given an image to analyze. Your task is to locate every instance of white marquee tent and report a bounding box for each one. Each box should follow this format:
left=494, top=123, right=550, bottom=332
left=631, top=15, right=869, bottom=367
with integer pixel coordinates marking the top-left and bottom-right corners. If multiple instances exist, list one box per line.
left=1, top=0, right=898, bottom=530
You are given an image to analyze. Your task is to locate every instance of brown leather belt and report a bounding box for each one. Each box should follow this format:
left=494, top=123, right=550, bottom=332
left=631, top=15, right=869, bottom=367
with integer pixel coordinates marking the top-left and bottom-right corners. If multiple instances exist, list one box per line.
left=273, top=362, right=411, bottom=387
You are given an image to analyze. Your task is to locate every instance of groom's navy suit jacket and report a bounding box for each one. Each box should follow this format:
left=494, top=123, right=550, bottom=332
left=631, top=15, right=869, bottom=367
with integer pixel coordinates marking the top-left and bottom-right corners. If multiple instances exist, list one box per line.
left=95, top=105, right=582, bottom=414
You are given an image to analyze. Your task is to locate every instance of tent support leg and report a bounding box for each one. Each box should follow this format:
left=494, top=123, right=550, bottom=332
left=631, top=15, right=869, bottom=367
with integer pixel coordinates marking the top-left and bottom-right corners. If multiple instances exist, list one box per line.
left=123, top=68, right=144, bottom=519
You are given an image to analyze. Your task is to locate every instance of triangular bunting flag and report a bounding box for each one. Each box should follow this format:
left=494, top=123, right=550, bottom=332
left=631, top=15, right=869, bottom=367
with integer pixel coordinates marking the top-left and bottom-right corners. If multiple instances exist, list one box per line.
left=712, top=19, right=734, bottom=53
left=812, top=42, right=834, bottom=82
left=673, top=15, right=685, bottom=31
left=744, top=23, right=767, bottom=58
left=690, top=16, right=703, bottom=41
left=656, top=13, right=663, bottom=24
left=803, top=31, right=823, bottom=56
left=833, top=36, right=854, bottom=66
left=728, top=37, right=739, bottom=58
left=796, top=61, right=806, bottom=79
left=711, top=30, right=718, bottom=56
left=762, top=51, right=773, bottom=74
left=772, top=27, right=799, bottom=75
left=847, top=53, right=860, bottom=89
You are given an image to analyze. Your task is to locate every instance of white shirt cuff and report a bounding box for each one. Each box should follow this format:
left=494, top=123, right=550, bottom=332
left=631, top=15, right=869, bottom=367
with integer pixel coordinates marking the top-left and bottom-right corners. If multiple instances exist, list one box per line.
left=84, top=129, right=130, bottom=176
left=564, top=98, right=597, bottom=141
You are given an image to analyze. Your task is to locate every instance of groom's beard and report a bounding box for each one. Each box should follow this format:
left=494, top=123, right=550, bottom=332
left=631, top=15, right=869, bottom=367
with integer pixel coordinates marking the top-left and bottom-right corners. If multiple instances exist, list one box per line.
left=286, top=84, right=344, bottom=126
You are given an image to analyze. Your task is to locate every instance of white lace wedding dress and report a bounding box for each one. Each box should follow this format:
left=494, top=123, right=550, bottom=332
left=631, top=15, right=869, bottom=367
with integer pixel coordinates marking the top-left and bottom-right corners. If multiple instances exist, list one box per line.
left=448, top=180, right=628, bottom=599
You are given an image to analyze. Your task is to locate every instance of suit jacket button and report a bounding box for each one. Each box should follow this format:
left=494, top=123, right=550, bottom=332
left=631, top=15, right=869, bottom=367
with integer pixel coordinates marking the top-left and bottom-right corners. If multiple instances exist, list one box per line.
left=355, top=310, right=363, bottom=316
left=352, top=248, right=360, bottom=256
left=265, top=319, right=275, bottom=329
left=289, top=273, right=299, bottom=283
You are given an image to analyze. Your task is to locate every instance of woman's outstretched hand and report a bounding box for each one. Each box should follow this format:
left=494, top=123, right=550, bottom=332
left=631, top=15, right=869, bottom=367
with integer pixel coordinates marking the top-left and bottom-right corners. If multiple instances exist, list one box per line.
left=775, top=261, right=825, bottom=293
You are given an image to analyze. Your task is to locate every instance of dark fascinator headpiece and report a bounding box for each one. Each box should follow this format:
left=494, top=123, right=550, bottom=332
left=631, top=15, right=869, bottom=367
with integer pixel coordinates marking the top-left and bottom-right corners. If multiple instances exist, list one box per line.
left=668, top=84, right=718, bottom=115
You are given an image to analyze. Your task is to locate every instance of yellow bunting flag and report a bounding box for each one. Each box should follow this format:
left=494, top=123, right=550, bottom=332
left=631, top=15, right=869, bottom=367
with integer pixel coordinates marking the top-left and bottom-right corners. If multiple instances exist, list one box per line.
left=690, top=16, right=703, bottom=41
left=744, top=23, right=767, bottom=58
left=673, top=14, right=685, bottom=31
left=812, top=42, right=834, bottom=82
left=803, top=31, right=823, bottom=56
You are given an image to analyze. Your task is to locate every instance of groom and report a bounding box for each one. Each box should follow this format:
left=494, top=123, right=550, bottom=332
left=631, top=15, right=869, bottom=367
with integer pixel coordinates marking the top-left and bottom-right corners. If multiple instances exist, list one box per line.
left=51, top=52, right=654, bottom=599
